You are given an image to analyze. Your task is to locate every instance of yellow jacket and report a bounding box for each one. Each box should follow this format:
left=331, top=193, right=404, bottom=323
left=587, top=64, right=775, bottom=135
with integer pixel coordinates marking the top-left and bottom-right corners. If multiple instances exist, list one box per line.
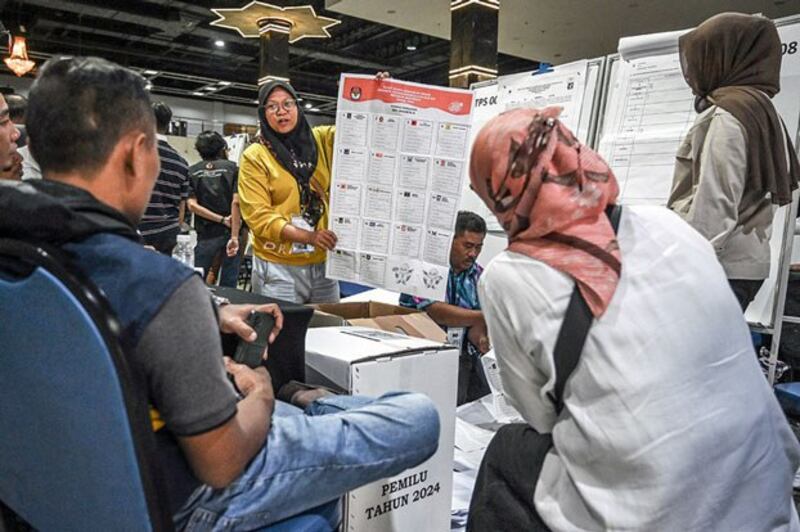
left=238, top=125, right=335, bottom=266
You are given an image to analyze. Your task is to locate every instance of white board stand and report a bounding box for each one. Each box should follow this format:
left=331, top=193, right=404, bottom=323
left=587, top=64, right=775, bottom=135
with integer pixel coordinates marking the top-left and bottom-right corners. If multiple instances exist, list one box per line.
left=463, top=58, right=608, bottom=266
left=597, top=14, right=800, bottom=385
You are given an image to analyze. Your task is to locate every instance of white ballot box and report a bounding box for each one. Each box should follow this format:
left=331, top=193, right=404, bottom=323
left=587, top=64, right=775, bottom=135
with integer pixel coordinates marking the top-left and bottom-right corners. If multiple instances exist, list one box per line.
left=305, top=327, right=459, bottom=532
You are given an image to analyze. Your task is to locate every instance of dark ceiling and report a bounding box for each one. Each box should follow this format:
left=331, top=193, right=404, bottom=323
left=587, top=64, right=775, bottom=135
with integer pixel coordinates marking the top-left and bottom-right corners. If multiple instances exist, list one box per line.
left=0, top=0, right=538, bottom=114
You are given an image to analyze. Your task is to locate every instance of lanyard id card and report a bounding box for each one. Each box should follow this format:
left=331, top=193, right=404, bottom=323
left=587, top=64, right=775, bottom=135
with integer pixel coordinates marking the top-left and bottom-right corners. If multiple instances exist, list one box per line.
left=291, top=215, right=315, bottom=254
left=447, top=327, right=466, bottom=350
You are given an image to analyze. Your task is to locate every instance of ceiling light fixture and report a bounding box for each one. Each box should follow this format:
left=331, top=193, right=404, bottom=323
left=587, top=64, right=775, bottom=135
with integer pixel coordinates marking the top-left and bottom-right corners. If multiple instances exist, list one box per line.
left=215, top=40, right=225, bottom=47
left=218, top=80, right=232, bottom=86
left=406, top=45, right=417, bottom=51
left=192, top=91, right=204, bottom=96
left=304, top=102, right=312, bottom=109
left=143, top=69, right=159, bottom=76
left=3, top=35, right=35, bottom=77
left=210, top=2, right=341, bottom=44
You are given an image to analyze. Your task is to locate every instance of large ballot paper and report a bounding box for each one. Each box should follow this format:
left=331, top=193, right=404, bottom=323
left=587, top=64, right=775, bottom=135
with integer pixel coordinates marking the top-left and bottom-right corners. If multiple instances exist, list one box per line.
left=327, top=74, right=474, bottom=300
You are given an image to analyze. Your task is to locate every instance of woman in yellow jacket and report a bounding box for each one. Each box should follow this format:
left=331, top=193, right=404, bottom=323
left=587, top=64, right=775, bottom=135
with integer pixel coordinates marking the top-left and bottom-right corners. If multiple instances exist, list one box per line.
left=239, top=80, right=340, bottom=303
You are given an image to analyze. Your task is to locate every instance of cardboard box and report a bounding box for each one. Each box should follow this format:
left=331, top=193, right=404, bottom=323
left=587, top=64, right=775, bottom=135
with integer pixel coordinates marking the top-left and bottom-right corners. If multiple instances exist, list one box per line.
left=305, top=327, right=458, bottom=532
left=309, top=302, right=447, bottom=343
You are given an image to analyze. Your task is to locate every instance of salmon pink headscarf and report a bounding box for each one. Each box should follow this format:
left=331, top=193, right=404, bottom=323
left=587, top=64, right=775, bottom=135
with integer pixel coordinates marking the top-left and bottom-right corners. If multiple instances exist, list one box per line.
left=470, top=107, right=621, bottom=316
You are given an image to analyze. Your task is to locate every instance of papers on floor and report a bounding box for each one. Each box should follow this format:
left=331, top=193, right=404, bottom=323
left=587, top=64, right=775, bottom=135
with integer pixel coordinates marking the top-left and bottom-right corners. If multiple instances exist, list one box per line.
left=480, top=350, right=524, bottom=424
left=454, top=417, right=495, bottom=454
left=451, top=392, right=518, bottom=530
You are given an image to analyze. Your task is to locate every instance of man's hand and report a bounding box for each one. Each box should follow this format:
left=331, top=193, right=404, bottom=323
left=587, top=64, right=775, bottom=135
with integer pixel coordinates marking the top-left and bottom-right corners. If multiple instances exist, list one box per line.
left=180, top=358, right=274, bottom=489
left=218, top=303, right=284, bottom=344
left=226, top=237, right=239, bottom=257
left=375, top=71, right=391, bottom=80
left=311, top=229, right=338, bottom=251
left=0, top=152, right=23, bottom=181
left=468, top=317, right=491, bottom=355
left=224, top=357, right=274, bottom=399
left=222, top=215, right=232, bottom=229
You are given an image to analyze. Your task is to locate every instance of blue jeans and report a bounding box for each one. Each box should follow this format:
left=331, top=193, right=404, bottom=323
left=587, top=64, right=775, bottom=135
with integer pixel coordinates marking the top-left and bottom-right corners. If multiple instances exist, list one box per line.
left=174, top=392, right=440, bottom=531
left=194, top=235, right=241, bottom=288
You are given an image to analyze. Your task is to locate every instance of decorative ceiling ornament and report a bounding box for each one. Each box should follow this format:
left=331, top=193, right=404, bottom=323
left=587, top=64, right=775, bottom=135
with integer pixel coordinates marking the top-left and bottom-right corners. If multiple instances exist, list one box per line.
left=210, top=1, right=341, bottom=43
left=4, top=36, right=34, bottom=77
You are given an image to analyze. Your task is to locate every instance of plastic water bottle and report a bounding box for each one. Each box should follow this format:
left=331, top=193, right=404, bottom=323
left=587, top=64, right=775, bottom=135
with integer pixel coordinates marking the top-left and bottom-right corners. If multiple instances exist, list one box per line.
left=172, top=234, right=194, bottom=268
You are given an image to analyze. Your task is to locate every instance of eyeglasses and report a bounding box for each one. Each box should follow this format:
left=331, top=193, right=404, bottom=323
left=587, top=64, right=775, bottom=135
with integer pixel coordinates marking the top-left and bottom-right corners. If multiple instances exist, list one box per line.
left=265, top=99, right=297, bottom=114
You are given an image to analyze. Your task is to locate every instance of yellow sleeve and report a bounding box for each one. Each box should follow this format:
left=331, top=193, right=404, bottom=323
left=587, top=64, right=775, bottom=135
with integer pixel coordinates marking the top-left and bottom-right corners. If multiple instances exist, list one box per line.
left=238, top=147, right=290, bottom=243
left=317, top=125, right=335, bottom=153
left=315, top=125, right=336, bottom=175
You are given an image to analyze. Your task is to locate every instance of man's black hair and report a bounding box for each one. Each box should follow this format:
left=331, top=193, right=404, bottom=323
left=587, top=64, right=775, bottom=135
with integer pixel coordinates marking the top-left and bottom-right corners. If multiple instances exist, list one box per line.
left=27, top=56, right=155, bottom=176
left=455, top=210, right=487, bottom=236
left=195, top=130, right=227, bottom=161
left=152, top=101, right=172, bottom=133
left=5, top=94, right=26, bottom=123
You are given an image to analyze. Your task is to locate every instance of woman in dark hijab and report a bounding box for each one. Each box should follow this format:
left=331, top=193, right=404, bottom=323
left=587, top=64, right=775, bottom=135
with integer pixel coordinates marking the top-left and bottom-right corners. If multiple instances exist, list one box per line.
left=237, top=80, right=341, bottom=303
left=668, top=12, right=800, bottom=310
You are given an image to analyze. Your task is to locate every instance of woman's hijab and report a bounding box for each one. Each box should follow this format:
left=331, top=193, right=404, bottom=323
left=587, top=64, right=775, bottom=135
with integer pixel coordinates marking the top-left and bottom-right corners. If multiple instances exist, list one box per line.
left=470, top=107, right=621, bottom=317
left=257, top=80, right=324, bottom=225
left=680, top=12, right=799, bottom=206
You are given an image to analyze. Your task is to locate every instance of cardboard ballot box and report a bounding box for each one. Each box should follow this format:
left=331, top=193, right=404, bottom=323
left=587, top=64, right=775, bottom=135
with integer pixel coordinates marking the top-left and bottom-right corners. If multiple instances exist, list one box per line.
left=310, top=301, right=447, bottom=343
left=305, top=327, right=458, bottom=532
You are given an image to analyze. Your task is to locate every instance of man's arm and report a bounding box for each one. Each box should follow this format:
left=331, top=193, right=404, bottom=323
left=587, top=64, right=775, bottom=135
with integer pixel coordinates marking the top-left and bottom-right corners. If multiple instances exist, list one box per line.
left=179, top=160, right=190, bottom=226
left=178, top=200, right=187, bottom=226
left=135, top=277, right=284, bottom=489
left=178, top=361, right=273, bottom=489
left=227, top=193, right=242, bottom=257
left=429, top=303, right=490, bottom=354
left=424, top=302, right=484, bottom=328
left=179, top=301, right=284, bottom=487
left=187, top=197, right=230, bottom=225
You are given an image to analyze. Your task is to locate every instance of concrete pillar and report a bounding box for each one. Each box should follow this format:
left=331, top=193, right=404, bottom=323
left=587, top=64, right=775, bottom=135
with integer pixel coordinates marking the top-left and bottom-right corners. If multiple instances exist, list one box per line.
left=258, top=18, right=292, bottom=85
left=449, top=0, right=499, bottom=88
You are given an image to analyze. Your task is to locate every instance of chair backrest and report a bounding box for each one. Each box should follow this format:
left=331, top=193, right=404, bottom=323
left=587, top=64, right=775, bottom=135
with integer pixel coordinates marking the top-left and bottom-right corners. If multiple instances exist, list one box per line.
left=0, top=239, right=172, bottom=531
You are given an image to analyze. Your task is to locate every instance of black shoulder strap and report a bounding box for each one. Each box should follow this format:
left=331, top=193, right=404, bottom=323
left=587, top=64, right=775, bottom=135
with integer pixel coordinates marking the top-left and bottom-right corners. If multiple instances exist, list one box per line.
left=548, top=204, right=622, bottom=415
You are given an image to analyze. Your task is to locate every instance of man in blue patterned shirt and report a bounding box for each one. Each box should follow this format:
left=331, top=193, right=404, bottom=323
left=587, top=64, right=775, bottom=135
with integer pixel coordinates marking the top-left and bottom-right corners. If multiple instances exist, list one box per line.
left=400, top=211, right=491, bottom=404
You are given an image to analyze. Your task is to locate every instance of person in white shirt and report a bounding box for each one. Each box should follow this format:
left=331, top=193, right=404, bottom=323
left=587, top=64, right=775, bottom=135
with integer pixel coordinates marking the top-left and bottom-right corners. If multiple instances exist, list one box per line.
left=466, top=106, right=800, bottom=531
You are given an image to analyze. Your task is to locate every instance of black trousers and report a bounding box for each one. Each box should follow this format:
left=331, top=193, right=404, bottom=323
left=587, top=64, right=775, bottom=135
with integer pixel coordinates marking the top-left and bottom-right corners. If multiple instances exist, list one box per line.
left=458, top=352, right=491, bottom=406
left=467, top=424, right=552, bottom=532
left=142, top=226, right=180, bottom=256
left=729, top=279, right=765, bottom=311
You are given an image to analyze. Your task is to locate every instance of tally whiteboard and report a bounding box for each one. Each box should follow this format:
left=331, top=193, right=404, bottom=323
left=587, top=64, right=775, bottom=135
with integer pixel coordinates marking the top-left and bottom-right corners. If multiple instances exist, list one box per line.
left=596, top=15, right=800, bottom=329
